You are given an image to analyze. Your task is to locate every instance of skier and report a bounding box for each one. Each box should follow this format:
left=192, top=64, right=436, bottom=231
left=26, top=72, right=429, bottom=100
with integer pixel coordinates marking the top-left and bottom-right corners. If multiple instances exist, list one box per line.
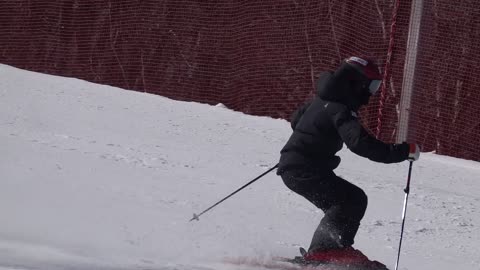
left=277, top=56, right=420, bottom=269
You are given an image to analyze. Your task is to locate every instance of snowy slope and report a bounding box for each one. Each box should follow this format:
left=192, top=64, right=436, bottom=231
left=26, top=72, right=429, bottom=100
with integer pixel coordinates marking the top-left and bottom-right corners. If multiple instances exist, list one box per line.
left=1, top=64, right=479, bottom=270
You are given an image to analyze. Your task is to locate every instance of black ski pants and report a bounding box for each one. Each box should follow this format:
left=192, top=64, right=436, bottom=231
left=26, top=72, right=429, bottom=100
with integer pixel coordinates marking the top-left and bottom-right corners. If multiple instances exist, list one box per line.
left=280, top=170, right=368, bottom=252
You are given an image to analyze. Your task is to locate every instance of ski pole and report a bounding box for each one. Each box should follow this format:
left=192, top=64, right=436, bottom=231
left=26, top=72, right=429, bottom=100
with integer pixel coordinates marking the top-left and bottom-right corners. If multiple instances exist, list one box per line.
left=190, top=163, right=279, bottom=222
left=394, top=161, right=414, bottom=270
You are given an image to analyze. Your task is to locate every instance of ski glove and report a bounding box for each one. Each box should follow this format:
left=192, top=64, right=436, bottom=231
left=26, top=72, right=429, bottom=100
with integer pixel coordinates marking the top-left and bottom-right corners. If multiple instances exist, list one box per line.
left=408, top=143, right=420, bottom=161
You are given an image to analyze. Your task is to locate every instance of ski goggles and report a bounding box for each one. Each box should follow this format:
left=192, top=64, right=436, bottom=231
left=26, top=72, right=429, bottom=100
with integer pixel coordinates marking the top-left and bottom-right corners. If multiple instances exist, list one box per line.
left=368, top=79, right=382, bottom=95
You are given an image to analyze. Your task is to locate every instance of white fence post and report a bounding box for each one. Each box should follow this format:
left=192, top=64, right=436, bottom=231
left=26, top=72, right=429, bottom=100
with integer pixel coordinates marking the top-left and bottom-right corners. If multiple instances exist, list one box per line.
left=396, top=0, right=424, bottom=143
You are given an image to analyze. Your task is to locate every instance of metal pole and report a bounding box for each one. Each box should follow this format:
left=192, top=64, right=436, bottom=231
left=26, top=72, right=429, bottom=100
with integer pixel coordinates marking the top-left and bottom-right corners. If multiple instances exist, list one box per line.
left=395, top=161, right=414, bottom=270
left=396, top=0, right=424, bottom=144
left=190, top=163, right=279, bottom=222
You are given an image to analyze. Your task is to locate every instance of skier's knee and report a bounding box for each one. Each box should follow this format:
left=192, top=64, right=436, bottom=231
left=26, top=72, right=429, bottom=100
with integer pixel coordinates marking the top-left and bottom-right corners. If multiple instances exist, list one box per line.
left=344, top=187, right=368, bottom=220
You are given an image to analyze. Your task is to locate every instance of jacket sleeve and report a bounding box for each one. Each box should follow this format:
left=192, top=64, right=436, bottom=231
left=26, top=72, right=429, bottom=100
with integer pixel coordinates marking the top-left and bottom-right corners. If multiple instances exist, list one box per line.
left=331, top=107, right=409, bottom=163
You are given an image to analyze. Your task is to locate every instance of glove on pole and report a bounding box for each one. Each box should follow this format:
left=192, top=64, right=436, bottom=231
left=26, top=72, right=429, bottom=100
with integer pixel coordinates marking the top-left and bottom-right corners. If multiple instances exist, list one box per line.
left=394, top=161, right=414, bottom=270
left=190, top=163, right=279, bottom=222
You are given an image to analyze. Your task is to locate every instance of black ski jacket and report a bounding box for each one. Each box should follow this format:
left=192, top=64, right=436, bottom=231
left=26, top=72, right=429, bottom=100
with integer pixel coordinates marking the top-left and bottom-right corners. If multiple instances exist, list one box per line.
left=277, top=72, right=409, bottom=175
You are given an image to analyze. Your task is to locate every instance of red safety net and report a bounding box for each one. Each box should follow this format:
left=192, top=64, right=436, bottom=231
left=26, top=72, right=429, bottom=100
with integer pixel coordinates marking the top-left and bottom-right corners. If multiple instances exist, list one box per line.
left=1, top=0, right=480, bottom=161
left=404, top=1, right=480, bottom=161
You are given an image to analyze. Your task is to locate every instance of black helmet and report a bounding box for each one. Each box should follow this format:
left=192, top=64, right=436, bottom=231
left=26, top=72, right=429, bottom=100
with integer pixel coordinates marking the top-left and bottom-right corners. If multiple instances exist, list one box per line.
left=344, top=56, right=382, bottom=95
left=329, top=56, right=383, bottom=108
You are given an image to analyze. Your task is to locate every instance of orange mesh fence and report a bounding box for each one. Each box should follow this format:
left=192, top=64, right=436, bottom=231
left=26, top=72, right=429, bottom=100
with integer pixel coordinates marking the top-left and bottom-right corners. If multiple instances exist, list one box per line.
left=1, top=0, right=479, bottom=161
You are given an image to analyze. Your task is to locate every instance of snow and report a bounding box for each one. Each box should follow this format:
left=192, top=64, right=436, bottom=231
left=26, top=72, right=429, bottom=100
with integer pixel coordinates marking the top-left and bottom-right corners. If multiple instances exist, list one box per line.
left=1, top=64, right=479, bottom=270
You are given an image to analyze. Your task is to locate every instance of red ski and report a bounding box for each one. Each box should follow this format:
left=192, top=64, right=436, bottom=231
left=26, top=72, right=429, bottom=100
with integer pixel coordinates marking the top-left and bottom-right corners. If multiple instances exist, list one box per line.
left=223, top=256, right=342, bottom=270
left=223, top=248, right=389, bottom=270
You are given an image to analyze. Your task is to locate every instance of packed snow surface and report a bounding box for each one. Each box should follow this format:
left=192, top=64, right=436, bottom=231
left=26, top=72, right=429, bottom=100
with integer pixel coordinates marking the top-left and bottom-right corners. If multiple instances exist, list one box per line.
left=1, top=64, right=479, bottom=270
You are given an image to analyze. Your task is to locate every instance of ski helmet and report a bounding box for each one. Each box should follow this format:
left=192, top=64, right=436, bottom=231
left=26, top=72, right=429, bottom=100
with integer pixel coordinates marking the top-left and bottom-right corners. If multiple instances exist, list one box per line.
left=345, top=56, right=382, bottom=95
